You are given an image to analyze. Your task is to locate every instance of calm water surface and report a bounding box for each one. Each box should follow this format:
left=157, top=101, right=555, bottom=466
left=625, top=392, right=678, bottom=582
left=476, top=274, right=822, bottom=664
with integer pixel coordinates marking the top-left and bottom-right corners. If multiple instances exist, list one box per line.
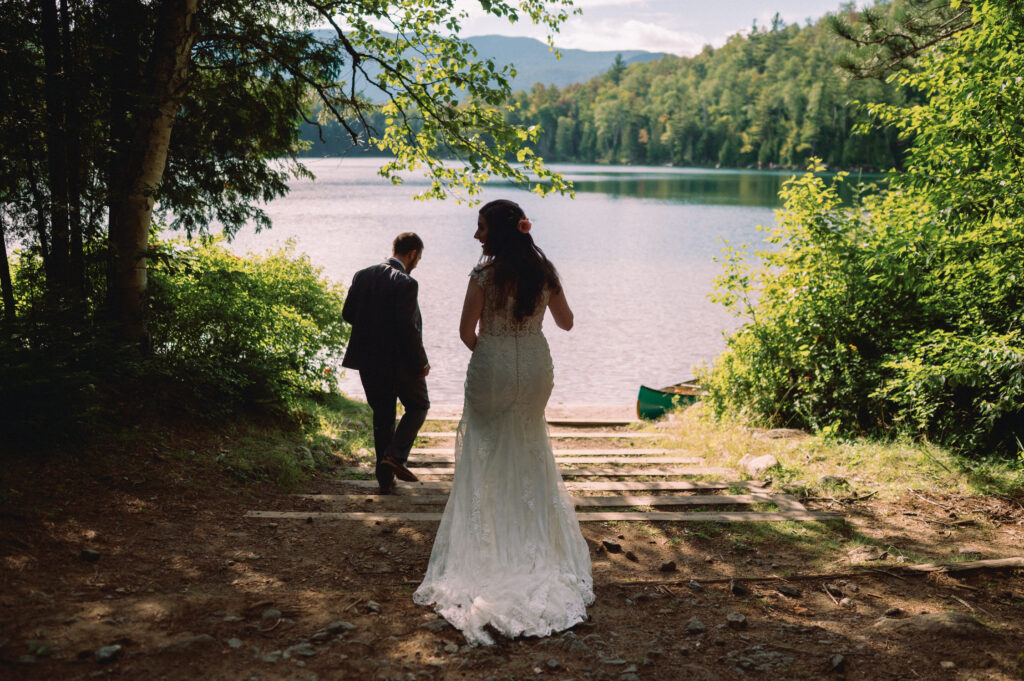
left=227, top=159, right=800, bottom=406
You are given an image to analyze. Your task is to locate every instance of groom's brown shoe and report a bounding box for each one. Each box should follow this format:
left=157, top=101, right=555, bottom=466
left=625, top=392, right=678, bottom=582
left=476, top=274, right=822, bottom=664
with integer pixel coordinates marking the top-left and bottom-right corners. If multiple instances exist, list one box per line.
left=383, top=456, right=418, bottom=482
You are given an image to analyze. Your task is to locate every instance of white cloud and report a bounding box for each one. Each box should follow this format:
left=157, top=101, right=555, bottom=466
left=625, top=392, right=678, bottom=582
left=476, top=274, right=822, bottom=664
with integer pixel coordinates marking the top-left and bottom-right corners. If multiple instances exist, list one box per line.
left=556, top=18, right=712, bottom=55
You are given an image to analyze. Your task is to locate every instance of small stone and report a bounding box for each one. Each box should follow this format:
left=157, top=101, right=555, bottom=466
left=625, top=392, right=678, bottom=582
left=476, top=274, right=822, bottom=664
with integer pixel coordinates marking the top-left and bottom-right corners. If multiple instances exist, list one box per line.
left=843, top=582, right=860, bottom=593
left=685, top=618, right=706, bottom=634
left=873, top=612, right=985, bottom=636
left=776, top=585, right=801, bottom=598
left=262, top=608, right=282, bottom=621
left=94, top=645, right=123, bottom=664
left=659, top=561, right=677, bottom=572
left=310, top=631, right=331, bottom=642
left=726, top=612, right=747, bottom=629
left=80, top=548, right=101, bottom=563
left=325, top=620, right=357, bottom=634
left=739, top=454, right=779, bottom=477
left=883, top=607, right=903, bottom=618
left=261, top=651, right=282, bottom=663
left=602, top=539, right=623, bottom=553
left=688, top=579, right=703, bottom=591
left=285, top=642, right=317, bottom=658
left=824, top=583, right=844, bottom=598
left=418, top=619, right=450, bottom=633
left=625, top=551, right=639, bottom=562
left=227, top=638, right=244, bottom=649
left=365, top=600, right=382, bottom=614
left=847, top=546, right=887, bottom=564
left=18, top=655, right=37, bottom=664
left=159, top=634, right=217, bottom=651
left=839, top=597, right=854, bottom=608
left=444, top=643, right=459, bottom=654
left=546, top=659, right=560, bottom=670
left=621, top=674, right=641, bottom=681
left=729, top=580, right=749, bottom=597
left=940, top=661, right=956, bottom=669
left=830, top=654, right=846, bottom=672
left=223, top=615, right=244, bottom=622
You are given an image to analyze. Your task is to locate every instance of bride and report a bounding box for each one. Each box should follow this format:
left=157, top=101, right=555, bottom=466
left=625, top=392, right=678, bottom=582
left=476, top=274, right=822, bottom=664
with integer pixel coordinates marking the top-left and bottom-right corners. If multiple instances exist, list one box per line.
left=413, top=199, right=594, bottom=645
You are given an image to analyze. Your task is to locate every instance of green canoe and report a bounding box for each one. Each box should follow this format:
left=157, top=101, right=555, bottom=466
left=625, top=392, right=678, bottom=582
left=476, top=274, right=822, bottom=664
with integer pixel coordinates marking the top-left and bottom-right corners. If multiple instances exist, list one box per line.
left=636, top=380, right=702, bottom=420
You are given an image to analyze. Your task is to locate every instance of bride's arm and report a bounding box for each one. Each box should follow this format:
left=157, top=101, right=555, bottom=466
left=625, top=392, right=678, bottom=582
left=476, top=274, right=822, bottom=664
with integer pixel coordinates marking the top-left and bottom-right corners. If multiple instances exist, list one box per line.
left=549, top=287, right=574, bottom=331
left=460, top=279, right=484, bottom=350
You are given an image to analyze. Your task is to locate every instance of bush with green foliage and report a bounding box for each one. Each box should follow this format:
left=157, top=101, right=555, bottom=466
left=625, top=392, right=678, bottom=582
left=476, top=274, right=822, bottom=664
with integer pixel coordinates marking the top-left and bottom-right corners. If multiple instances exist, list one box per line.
left=147, top=237, right=348, bottom=414
left=703, top=1, right=1024, bottom=458
left=1, top=236, right=349, bottom=444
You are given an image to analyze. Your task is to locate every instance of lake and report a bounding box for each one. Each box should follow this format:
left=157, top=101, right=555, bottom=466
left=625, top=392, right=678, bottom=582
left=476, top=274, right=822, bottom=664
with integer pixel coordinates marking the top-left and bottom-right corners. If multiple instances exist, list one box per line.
left=227, top=159, right=807, bottom=406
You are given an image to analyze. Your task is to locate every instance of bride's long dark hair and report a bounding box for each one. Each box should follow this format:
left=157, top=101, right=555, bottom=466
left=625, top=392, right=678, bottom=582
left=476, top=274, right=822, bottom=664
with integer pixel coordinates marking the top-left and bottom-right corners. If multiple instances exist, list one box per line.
left=479, top=199, right=561, bottom=321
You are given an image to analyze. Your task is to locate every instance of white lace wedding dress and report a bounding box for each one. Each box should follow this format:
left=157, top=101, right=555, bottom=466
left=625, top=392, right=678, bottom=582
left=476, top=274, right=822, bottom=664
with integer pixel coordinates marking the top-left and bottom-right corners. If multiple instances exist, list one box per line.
left=413, top=264, right=594, bottom=645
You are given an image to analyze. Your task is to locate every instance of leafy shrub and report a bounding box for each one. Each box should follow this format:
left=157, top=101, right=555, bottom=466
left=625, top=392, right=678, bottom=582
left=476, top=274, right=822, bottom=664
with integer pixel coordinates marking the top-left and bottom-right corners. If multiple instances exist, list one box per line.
left=703, top=2, right=1024, bottom=459
left=148, top=237, right=348, bottom=414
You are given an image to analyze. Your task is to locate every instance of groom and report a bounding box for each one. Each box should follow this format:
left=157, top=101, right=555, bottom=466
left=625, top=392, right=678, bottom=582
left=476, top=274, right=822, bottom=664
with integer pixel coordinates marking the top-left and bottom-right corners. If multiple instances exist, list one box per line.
left=342, top=232, right=430, bottom=494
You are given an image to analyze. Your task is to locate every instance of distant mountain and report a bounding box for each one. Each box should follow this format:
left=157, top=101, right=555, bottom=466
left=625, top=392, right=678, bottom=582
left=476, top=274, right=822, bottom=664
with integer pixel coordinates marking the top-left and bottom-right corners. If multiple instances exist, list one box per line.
left=465, top=35, right=669, bottom=90
left=309, top=30, right=668, bottom=94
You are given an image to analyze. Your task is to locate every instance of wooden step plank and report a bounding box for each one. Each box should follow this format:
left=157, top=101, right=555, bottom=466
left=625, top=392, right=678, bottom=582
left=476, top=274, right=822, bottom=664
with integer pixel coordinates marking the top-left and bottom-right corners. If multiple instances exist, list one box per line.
left=333, top=479, right=763, bottom=491
left=408, top=456, right=703, bottom=465
left=342, top=466, right=735, bottom=478
left=407, top=448, right=677, bottom=456
left=769, top=494, right=808, bottom=512
left=417, top=432, right=659, bottom=439
left=426, top=416, right=641, bottom=428
left=246, top=510, right=843, bottom=523
left=296, top=493, right=783, bottom=507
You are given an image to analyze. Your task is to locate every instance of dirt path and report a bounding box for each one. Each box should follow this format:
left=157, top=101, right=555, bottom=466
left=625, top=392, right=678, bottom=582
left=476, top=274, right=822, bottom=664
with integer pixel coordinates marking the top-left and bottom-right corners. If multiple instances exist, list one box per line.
left=2, top=418, right=1023, bottom=681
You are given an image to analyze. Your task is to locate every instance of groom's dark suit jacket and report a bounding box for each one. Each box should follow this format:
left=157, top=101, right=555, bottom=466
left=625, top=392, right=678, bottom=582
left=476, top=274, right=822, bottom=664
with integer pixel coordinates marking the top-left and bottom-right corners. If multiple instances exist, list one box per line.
left=341, top=258, right=428, bottom=374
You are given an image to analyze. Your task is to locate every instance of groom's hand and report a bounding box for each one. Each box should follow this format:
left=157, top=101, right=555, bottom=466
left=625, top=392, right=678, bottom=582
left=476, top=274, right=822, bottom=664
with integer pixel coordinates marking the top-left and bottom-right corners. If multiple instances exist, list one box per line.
left=420, top=364, right=430, bottom=378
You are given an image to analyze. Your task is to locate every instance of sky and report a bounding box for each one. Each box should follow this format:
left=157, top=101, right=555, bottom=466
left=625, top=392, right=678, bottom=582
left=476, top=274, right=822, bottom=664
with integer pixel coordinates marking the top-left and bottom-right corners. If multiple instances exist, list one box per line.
left=457, top=0, right=864, bottom=56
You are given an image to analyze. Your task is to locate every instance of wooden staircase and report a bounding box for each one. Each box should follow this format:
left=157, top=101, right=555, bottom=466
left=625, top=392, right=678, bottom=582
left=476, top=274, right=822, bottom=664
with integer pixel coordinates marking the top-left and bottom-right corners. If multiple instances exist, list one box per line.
left=246, top=413, right=841, bottom=525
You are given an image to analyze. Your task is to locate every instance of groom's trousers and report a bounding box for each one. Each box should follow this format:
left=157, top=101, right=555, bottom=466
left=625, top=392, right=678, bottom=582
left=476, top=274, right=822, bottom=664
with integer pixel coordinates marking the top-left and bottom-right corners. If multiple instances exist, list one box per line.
left=359, top=367, right=430, bottom=490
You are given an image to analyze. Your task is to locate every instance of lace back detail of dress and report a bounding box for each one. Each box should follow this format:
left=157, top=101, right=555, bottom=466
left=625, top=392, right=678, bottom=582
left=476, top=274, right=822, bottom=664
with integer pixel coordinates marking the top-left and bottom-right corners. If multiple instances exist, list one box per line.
left=471, top=264, right=549, bottom=337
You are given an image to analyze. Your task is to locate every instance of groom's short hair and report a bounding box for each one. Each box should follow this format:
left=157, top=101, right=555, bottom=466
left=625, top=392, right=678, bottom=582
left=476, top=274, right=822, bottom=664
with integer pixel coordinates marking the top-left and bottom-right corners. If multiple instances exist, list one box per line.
left=393, top=232, right=424, bottom=256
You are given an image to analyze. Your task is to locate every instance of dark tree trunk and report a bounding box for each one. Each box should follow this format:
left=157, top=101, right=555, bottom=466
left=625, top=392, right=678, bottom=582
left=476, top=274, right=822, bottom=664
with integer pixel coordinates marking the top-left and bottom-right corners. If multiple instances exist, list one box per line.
left=61, top=0, right=85, bottom=301
left=40, top=0, right=71, bottom=297
left=0, top=214, right=15, bottom=322
left=108, top=0, right=199, bottom=346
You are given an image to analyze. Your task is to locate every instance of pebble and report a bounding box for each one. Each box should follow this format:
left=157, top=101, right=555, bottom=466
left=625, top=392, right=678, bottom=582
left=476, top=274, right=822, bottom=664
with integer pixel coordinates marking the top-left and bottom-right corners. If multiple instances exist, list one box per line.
left=726, top=612, right=747, bottom=629
left=620, top=674, right=641, bottom=681
left=688, top=580, right=703, bottom=591
left=940, top=661, right=956, bottom=669
left=729, top=580, right=749, bottom=597
left=839, top=597, right=854, bottom=608
left=546, top=659, right=560, bottom=669
left=843, top=582, right=860, bottom=593
left=310, top=631, right=331, bottom=642
left=262, top=608, right=282, bottom=621
left=418, top=619, right=450, bottom=633
left=685, top=618, right=706, bottom=634
left=159, top=634, right=218, bottom=651
left=444, top=643, right=459, bottom=654
left=227, top=638, right=244, bottom=649
left=80, top=549, right=101, bottom=563
left=18, top=655, right=36, bottom=664
left=365, top=600, right=382, bottom=614
left=659, top=561, right=677, bottom=572
left=776, top=585, right=801, bottom=598
left=325, top=621, right=357, bottom=634
left=883, top=607, right=903, bottom=618
left=223, top=615, right=244, bottom=622
left=602, top=539, right=623, bottom=553
left=94, top=645, right=123, bottom=664
left=285, top=642, right=317, bottom=658
left=261, top=651, right=282, bottom=663
left=625, top=551, right=639, bottom=562
left=830, top=654, right=846, bottom=672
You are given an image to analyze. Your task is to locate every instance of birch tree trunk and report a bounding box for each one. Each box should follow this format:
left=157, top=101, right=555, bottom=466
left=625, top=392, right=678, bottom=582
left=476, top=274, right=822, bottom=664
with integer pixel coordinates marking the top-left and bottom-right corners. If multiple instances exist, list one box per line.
left=108, top=0, right=199, bottom=346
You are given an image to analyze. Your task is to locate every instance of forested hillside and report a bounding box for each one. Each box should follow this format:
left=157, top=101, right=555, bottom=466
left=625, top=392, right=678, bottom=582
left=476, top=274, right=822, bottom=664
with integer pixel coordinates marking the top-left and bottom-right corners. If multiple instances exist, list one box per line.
left=507, top=11, right=912, bottom=170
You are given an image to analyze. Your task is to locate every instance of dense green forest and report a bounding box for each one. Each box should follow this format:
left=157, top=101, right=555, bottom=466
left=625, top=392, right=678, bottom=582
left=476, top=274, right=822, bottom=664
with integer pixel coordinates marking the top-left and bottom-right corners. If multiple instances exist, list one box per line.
left=505, top=11, right=910, bottom=170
